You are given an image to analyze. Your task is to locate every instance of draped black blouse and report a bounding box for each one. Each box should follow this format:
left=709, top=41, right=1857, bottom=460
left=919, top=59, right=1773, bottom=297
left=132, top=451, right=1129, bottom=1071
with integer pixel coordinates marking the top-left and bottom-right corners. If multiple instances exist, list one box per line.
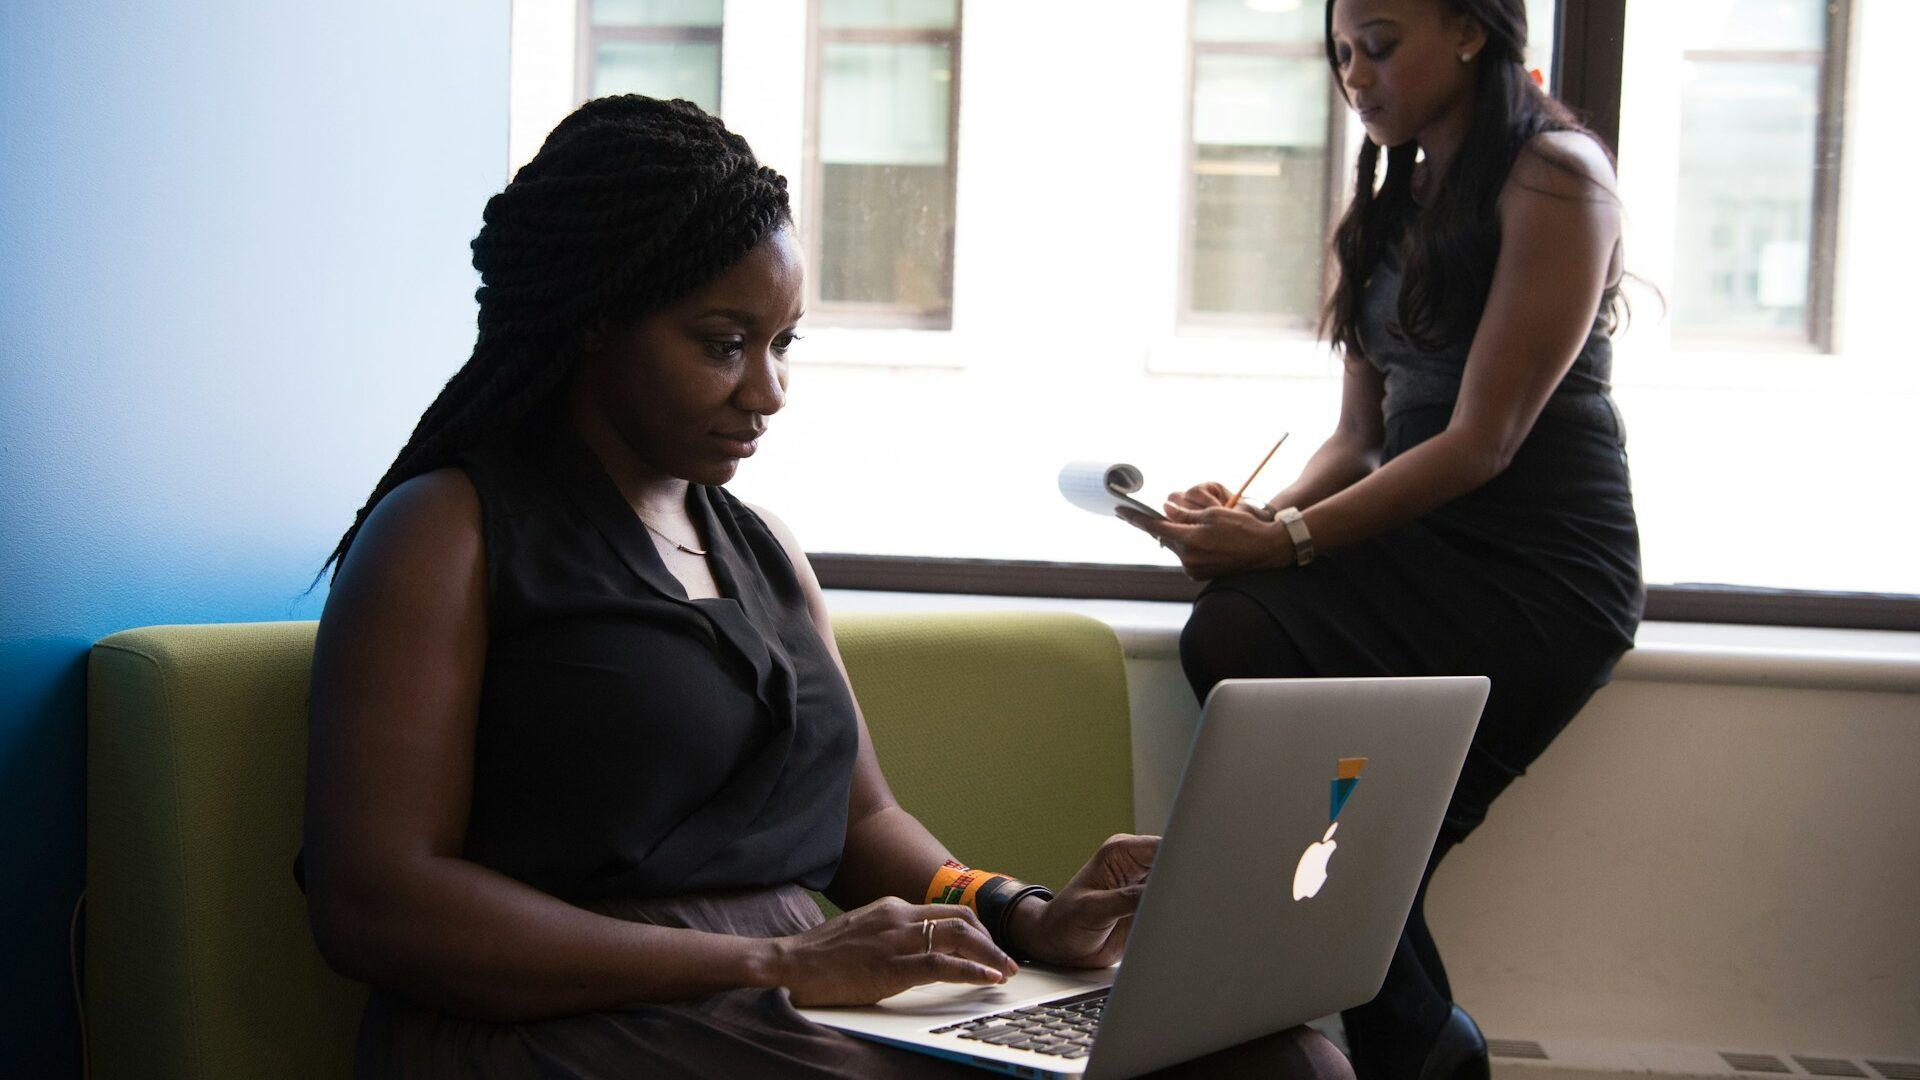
left=452, top=421, right=858, bottom=904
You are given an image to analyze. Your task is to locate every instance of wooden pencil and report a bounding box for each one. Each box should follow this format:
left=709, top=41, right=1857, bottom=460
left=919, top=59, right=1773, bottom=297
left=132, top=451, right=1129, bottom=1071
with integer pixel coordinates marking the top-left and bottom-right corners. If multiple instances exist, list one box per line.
left=1225, top=432, right=1289, bottom=509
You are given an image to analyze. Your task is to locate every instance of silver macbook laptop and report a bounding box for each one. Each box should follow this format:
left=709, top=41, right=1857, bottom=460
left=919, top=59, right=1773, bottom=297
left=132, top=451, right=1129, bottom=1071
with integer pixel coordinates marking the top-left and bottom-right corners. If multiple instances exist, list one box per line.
left=797, top=675, right=1489, bottom=1080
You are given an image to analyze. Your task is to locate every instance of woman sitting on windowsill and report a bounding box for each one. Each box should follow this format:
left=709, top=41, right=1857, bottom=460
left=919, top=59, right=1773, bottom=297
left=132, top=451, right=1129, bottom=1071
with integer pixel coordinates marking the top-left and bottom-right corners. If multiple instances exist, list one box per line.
left=1123, top=2, right=1643, bottom=1077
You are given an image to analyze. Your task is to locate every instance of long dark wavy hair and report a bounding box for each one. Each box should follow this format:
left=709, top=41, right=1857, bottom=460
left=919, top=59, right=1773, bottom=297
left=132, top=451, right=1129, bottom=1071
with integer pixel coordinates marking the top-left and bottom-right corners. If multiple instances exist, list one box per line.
left=1321, top=0, right=1624, bottom=357
left=317, top=95, right=792, bottom=582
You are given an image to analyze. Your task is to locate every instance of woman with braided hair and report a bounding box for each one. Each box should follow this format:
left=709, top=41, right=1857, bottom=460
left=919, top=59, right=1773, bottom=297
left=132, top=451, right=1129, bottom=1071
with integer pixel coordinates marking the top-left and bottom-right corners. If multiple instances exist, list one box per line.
left=301, top=96, right=1351, bottom=1078
left=1121, top=1, right=1642, bottom=1077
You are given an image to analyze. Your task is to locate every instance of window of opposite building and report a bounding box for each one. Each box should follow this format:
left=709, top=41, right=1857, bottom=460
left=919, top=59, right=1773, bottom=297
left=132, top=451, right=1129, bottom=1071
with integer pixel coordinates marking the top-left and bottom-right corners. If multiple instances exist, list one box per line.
left=1183, top=0, right=1337, bottom=333
left=1669, top=0, right=1849, bottom=349
left=1179, top=0, right=1557, bottom=336
left=805, top=0, right=961, bottom=330
left=578, top=0, right=724, bottom=113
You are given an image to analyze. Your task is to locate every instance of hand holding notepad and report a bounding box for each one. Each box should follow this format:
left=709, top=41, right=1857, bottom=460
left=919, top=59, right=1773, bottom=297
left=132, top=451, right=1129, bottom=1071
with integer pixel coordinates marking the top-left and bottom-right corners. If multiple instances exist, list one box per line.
left=1059, top=434, right=1288, bottom=530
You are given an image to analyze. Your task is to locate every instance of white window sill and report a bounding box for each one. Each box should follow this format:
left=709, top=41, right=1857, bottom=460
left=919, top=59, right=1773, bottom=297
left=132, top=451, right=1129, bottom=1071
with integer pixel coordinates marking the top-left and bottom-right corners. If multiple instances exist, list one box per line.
left=824, top=589, right=1920, bottom=694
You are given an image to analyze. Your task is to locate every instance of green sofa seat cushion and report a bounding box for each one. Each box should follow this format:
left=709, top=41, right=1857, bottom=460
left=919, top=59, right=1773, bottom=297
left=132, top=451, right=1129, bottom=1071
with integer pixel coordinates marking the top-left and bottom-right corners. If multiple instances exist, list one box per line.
left=85, top=611, right=1132, bottom=1080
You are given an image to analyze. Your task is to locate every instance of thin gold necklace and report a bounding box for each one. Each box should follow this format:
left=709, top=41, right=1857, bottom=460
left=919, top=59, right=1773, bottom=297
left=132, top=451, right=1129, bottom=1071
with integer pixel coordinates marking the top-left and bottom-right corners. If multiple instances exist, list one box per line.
left=636, top=515, right=708, bottom=557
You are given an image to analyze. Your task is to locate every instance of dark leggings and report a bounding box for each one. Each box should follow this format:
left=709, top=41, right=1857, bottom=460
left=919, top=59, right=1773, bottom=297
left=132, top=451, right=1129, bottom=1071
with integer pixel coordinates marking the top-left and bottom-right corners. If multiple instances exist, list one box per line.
left=1180, top=588, right=1615, bottom=1078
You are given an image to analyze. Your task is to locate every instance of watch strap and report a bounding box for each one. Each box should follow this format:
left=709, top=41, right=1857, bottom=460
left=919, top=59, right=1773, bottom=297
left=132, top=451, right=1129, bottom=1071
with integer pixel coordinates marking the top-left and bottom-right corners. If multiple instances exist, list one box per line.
left=1276, top=505, right=1314, bottom=566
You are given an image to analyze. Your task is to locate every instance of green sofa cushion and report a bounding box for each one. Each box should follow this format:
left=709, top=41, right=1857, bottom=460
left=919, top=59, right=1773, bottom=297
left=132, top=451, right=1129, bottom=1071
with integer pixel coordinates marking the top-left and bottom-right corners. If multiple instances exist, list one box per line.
left=88, top=621, right=357, bottom=1080
left=85, top=611, right=1132, bottom=1080
left=828, top=611, right=1134, bottom=894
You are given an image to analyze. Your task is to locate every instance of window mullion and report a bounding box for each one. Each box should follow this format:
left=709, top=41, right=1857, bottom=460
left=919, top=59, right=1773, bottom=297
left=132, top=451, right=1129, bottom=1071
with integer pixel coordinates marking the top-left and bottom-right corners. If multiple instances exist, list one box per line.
left=1808, top=0, right=1853, bottom=352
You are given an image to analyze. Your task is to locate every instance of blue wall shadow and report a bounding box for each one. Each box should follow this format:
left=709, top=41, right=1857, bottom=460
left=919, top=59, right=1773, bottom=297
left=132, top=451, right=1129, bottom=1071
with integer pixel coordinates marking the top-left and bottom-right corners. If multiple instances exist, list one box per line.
left=0, top=2, right=509, bottom=1073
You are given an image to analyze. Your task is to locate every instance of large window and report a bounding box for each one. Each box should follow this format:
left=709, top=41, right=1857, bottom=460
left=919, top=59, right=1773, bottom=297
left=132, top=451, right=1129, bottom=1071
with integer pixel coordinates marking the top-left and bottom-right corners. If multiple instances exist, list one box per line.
left=805, top=0, right=961, bottom=329
left=1670, top=0, right=1848, bottom=347
left=505, top=0, right=1917, bottom=606
left=1184, top=0, right=1337, bottom=330
left=578, top=0, right=724, bottom=113
left=1607, top=0, right=1918, bottom=598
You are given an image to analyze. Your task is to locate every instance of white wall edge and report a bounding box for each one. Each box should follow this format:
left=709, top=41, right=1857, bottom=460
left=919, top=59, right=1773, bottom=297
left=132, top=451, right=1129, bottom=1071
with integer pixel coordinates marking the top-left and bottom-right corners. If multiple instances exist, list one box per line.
left=1112, top=627, right=1920, bottom=693
left=1610, top=641, right=1920, bottom=693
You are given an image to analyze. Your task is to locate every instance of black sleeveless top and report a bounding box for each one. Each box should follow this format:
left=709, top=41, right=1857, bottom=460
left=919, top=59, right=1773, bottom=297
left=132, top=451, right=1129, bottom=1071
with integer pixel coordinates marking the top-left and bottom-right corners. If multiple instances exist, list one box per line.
left=452, top=422, right=859, bottom=905
left=1359, top=207, right=1628, bottom=443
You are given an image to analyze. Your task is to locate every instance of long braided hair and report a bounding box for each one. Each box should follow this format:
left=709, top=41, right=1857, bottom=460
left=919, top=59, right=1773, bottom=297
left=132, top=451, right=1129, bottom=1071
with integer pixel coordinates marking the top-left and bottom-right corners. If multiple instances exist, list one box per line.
left=318, top=95, right=791, bottom=582
left=1321, top=0, right=1622, bottom=358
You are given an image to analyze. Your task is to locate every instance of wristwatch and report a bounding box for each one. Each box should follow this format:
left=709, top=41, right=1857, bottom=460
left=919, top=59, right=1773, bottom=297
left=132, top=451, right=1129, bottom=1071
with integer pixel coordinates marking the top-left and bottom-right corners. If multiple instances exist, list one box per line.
left=1242, top=499, right=1277, bottom=522
left=1275, top=506, right=1315, bottom=566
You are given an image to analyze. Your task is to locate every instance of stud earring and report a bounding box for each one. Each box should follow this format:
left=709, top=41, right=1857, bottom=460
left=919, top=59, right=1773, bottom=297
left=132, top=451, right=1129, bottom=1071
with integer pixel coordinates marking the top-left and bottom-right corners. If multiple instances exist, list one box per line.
left=1459, top=52, right=1475, bottom=63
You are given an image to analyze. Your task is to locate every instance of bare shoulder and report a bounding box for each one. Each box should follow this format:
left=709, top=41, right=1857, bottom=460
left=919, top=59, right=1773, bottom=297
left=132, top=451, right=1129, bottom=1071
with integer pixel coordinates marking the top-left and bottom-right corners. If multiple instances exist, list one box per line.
left=339, top=469, right=479, bottom=571
left=1506, top=129, right=1618, bottom=204
left=326, top=467, right=484, bottom=623
left=740, top=499, right=836, bottom=624
left=740, top=499, right=808, bottom=570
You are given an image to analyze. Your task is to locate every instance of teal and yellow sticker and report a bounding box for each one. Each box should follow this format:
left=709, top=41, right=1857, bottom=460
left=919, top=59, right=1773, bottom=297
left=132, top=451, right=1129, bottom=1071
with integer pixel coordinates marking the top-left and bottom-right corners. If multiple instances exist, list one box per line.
left=1330, top=756, right=1368, bottom=821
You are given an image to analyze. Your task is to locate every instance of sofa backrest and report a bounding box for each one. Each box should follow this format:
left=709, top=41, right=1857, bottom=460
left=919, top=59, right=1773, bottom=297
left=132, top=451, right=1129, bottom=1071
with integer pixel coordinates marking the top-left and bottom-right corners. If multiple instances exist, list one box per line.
left=85, top=611, right=1133, bottom=1080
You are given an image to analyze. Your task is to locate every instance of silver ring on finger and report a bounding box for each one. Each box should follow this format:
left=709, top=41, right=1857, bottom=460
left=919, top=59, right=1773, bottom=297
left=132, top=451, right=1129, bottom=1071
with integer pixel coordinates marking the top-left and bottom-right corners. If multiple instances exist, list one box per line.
left=922, top=918, right=935, bottom=954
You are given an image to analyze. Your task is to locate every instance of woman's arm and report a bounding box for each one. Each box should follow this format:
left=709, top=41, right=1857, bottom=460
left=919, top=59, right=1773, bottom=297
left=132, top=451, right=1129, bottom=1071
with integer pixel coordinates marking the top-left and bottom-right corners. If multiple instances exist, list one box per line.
left=750, top=505, right=1154, bottom=969
left=1268, top=356, right=1387, bottom=512
left=304, top=471, right=788, bottom=1021
left=1132, top=132, right=1621, bottom=574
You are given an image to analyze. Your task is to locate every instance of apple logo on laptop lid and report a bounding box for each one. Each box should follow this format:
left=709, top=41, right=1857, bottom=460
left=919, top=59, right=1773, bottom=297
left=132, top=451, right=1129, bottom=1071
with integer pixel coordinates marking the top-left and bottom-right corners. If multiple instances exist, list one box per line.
left=1292, top=757, right=1367, bottom=901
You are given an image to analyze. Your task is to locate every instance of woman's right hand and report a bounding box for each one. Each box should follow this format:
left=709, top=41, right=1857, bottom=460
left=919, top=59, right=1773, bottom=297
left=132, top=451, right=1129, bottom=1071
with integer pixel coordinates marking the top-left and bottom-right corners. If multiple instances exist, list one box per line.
left=770, top=896, right=1019, bottom=1007
left=1167, top=481, right=1232, bottom=512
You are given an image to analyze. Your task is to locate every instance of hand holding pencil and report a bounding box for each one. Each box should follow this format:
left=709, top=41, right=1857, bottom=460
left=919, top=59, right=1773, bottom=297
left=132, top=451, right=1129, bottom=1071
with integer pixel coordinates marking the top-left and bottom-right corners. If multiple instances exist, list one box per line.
left=1114, top=433, right=1300, bottom=581
left=1224, top=433, right=1288, bottom=512
left=1162, top=433, right=1289, bottom=518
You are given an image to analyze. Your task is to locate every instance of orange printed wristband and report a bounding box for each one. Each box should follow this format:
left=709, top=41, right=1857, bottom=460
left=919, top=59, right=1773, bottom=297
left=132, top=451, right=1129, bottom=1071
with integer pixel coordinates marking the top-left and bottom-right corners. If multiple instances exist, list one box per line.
left=925, top=859, right=1006, bottom=910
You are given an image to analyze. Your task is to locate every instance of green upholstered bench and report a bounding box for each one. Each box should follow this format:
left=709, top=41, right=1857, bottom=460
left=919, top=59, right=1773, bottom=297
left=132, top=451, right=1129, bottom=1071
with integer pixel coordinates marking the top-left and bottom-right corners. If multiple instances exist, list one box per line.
left=85, top=611, right=1134, bottom=1080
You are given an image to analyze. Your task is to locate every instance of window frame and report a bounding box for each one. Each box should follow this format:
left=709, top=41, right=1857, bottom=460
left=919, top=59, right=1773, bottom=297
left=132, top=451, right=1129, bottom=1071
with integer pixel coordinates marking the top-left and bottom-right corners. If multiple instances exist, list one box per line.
left=806, top=0, right=1919, bottom=630
left=1553, top=0, right=1625, bottom=153
left=1810, top=0, right=1852, bottom=351
left=573, top=1, right=726, bottom=107
left=1177, top=11, right=1347, bottom=336
left=801, top=2, right=964, bottom=331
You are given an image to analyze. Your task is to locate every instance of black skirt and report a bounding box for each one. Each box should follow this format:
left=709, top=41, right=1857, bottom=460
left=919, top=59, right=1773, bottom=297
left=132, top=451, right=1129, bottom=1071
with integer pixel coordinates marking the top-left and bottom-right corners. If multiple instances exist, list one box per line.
left=1193, top=404, right=1643, bottom=842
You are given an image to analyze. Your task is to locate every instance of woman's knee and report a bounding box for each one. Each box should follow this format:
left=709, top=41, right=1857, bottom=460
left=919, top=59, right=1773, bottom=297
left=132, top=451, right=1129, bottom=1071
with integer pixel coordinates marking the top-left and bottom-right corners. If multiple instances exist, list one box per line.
left=1294, top=1026, right=1358, bottom=1079
left=1180, top=589, right=1312, bottom=698
left=1145, top=1023, right=1355, bottom=1078
left=1180, top=590, right=1254, bottom=697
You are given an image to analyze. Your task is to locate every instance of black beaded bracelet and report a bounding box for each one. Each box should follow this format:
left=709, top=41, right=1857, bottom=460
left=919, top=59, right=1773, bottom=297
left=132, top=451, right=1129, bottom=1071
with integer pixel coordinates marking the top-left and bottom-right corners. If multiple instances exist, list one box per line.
left=976, top=876, right=1054, bottom=958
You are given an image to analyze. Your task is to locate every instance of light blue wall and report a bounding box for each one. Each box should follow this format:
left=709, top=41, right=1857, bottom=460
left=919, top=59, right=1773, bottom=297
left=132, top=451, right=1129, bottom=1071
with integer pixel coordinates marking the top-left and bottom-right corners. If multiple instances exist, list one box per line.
left=0, top=3, right=510, bottom=1073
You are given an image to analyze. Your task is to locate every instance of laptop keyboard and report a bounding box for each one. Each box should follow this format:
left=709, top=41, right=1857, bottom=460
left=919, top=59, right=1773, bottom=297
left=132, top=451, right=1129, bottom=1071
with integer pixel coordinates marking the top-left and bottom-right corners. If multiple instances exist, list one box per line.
left=928, top=987, right=1108, bottom=1059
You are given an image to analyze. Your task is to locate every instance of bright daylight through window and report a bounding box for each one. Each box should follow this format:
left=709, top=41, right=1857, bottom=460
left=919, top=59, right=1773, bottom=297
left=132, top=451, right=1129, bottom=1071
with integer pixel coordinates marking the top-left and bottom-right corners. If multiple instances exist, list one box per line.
left=511, top=0, right=1917, bottom=596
